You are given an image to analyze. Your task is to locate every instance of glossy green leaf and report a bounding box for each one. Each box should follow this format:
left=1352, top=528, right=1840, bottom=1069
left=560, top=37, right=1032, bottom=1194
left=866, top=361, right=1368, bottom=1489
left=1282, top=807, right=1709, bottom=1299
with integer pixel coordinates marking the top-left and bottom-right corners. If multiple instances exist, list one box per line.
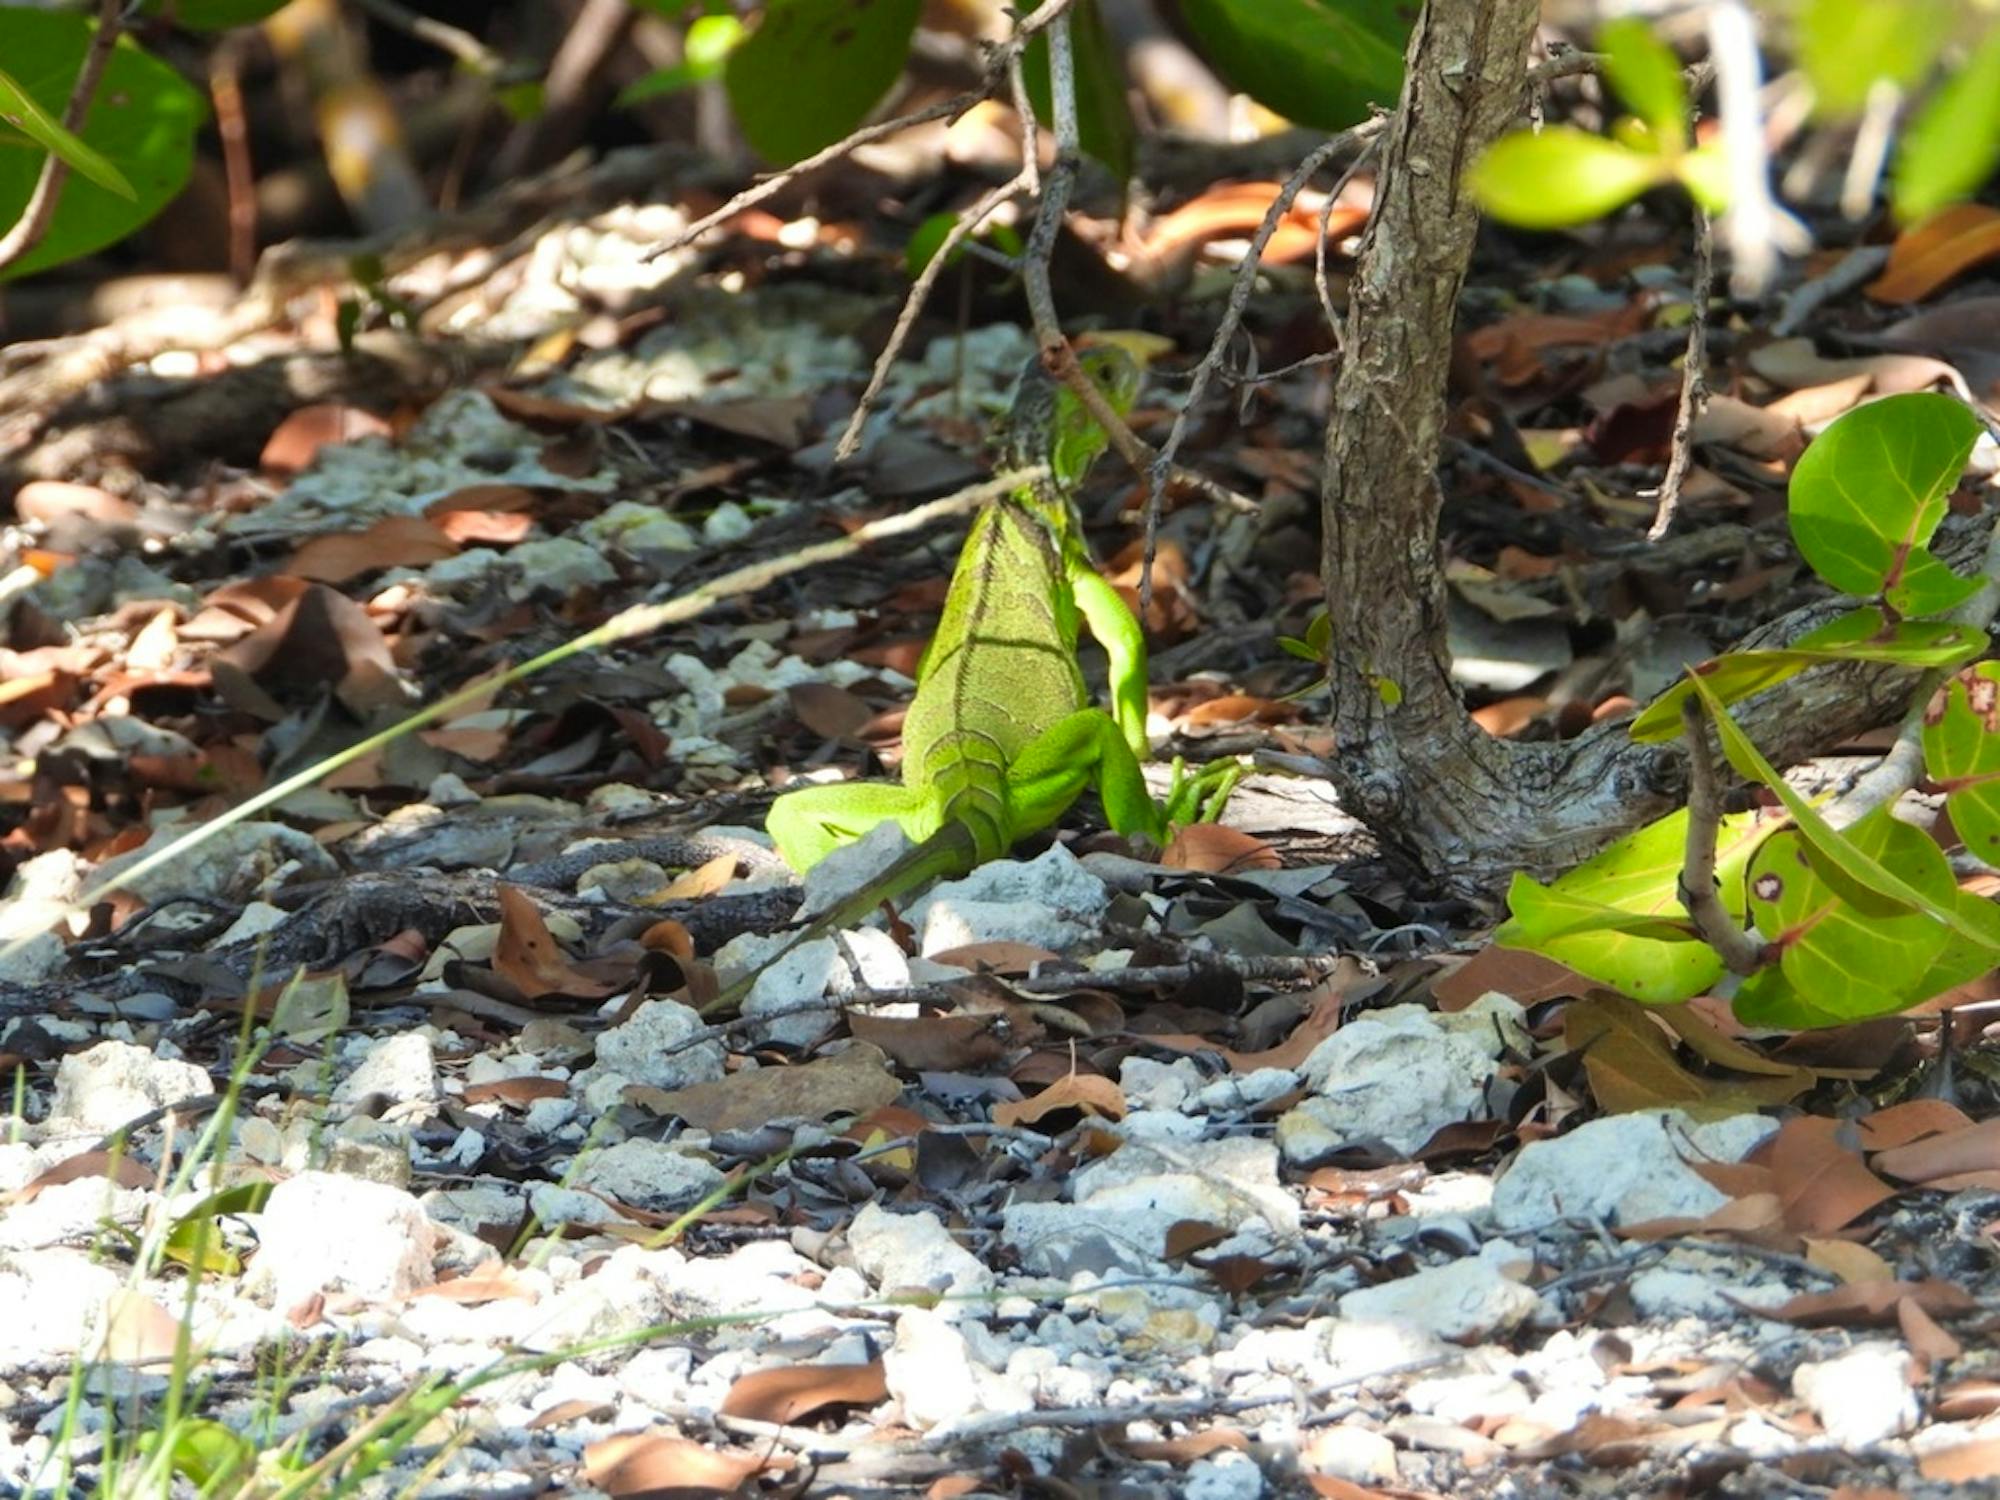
left=1744, top=816, right=1950, bottom=1024
left=1798, top=0, right=1953, bottom=115
left=723, top=0, right=921, bottom=165
left=1787, top=391, right=1982, bottom=615
left=1468, top=128, right=1669, bottom=229
left=0, top=63, right=131, bottom=198
left=1495, top=807, right=1770, bottom=1004
left=619, top=14, right=745, bottom=106
left=1498, top=873, right=1722, bottom=1003
left=0, top=9, right=203, bottom=280
left=1629, top=609, right=1985, bottom=743
left=1893, top=21, right=2000, bottom=222
left=1175, top=0, right=1409, bottom=132
left=1924, top=661, right=2000, bottom=863
left=1021, top=0, right=1135, bottom=178
left=161, top=1179, right=271, bottom=1275
left=1691, top=674, right=1998, bottom=950
left=1601, top=16, right=1688, bottom=152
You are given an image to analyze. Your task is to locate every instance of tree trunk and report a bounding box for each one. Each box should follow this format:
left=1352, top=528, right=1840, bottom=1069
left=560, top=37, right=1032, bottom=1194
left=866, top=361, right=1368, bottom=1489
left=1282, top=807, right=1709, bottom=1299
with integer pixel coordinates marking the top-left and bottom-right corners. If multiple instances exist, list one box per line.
left=1318, top=0, right=1929, bottom=899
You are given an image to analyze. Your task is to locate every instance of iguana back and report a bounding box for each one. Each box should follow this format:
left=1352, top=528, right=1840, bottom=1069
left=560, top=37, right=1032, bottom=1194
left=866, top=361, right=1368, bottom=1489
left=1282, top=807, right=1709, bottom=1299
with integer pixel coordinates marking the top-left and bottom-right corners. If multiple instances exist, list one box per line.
left=897, top=348, right=1140, bottom=863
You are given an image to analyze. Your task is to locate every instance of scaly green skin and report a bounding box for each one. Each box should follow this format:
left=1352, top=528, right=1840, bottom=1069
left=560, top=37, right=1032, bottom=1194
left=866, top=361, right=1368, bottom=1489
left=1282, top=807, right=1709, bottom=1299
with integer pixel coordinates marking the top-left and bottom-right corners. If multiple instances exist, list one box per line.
left=756, top=347, right=1239, bottom=933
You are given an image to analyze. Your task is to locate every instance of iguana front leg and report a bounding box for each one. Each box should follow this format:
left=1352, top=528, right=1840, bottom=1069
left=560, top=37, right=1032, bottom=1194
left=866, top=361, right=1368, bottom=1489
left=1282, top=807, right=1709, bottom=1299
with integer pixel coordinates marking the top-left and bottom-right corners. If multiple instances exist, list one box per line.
left=1006, top=708, right=1239, bottom=848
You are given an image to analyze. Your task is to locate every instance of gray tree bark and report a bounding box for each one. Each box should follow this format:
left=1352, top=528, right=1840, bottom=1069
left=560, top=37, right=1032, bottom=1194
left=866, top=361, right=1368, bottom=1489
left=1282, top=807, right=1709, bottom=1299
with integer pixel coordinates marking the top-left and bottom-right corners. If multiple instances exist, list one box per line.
left=1319, top=0, right=1925, bottom=898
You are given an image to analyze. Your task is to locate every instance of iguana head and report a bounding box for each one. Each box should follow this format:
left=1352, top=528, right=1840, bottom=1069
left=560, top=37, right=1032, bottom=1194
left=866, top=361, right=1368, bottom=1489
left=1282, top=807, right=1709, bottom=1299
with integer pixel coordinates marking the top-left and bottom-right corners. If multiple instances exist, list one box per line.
left=1000, top=344, right=1144, bottom=493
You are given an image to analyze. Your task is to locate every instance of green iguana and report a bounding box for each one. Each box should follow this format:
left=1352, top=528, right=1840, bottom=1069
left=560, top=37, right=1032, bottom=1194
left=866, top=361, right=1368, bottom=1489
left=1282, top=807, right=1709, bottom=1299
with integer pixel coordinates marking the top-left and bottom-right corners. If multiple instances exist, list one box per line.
left=717, top=345, right=1240, bottom=1008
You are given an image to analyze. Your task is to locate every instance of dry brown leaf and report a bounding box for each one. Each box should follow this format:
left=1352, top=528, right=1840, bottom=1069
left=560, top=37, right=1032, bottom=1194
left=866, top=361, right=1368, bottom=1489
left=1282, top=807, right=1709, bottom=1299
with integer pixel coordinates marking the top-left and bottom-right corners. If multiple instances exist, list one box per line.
left=261, top=403, right=394, bottom=475
left=1803, top=1236, right=1894, bottom=1285
left=1767, top=1116, right=1895, bottom=1235
left=992, top=1071, right=1126, bottom=1129
left=1562, top=994, right=1706, bottom=1113
left=410, top=1265, right=538, bottom=1304
left=1160, top=823, right=1281, bottom=873
left=1868, top=203, right=2000, bottom=303
left=718, top=1360, right=887, bottom=1424
left=1935, top=1378, right=2000, bottom=1421
left=288, top=515, right=458, bottom=584
left=1139, top=179, right=1370, bottom=268
left=924, top=940, right=1061, bottom=973
left=788, top=681, right=875, bottom=740
left=1760, top=1279, right=1974, bottom=1327
left=1120, top=1429, right=1251, bottom=1462
left=1856, top=1098, right=1976, bottom=1151
left=1871, top=1116, right=2000, bottom=1184
left=1900, top=1292, right=1964, bottom=1367
left=847, top=1011, right=1013, bottom=1072
left=1919, top=1437, right=2000, bottom=1482
left=653, top=853, right=739, bottom=902
left=631, top=1043, right=901, bottom=1134
left=14, top=479, right=139, bottom=526
left=493, top=886, right=625, bottom=1001
left=1179, top=693, right=1296, bottom=728
left=582, top=1431, right=772, bottom=1497
left=1431, top=946, right=1587, bottom=1009
left=8, top=1148, right=154, bottom=1205
left=211, top=582, right=405, bottom=715
left=461, top=1076, right=568, bottom=1108
left=98, top=1291, right=185, bottom=1364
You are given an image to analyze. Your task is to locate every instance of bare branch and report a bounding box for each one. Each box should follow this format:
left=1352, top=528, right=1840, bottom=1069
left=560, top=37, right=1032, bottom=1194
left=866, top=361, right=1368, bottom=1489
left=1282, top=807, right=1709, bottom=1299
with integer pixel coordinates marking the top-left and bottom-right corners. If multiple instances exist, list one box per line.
left=1678, top=699, right=1769, bottom=975
left=1647, top=210, right=1715, bottom=541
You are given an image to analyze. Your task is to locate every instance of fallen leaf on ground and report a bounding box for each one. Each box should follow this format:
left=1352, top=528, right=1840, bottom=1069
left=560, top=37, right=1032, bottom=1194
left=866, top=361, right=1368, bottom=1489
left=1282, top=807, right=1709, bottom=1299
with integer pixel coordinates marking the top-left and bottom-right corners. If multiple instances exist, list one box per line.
left=582, top=1432, right=774, bottom=1497
left=1868, top=204, right=2000, bottom=303
left=630, top=1043, right=901, bottom=1134
left=1758, top=1279, right=1974, bottom=1327
left=719, top=1360, right=887, bottom=1424
left=494, top=886, right=625, bottom=1001
left=993, top=1071, right=1125, bottom=1128
left=1766, top=1116, right=1895, bottom=1235
left=1871, top=1117, right=2000, bottom=1184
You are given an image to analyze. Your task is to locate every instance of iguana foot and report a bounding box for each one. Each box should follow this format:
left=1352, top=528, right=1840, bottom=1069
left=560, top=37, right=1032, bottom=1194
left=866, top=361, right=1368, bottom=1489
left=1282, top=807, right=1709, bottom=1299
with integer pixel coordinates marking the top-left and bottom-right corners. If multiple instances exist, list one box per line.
left=1162, top=755, right=1245, bottom=827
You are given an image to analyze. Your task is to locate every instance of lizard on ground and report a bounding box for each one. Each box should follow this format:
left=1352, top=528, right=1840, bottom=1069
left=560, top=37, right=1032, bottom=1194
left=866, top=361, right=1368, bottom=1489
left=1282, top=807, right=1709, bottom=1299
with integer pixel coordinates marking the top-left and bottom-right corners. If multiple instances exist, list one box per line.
left=713, top=343, right=1240, bottom=1009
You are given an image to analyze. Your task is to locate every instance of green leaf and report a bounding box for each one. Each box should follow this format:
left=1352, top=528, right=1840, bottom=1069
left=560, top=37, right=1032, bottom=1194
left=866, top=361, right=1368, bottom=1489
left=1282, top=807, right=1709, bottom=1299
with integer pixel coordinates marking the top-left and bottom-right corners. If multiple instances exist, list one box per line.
left=1924, top=661, right=2000, bottom=863
left=618, top=13, right=744, bottom=107
left=1744, top=816, right=1950, bottom=1024
left=1021, top=0, right=1135, bottom=179
left=1495, top=808, right=1769, bottom=1004
left=1600, top=16, right=1688, bottom=153
left=160, top=1420, right=255, bottom=1488
left=722, top=0, right=921, bottom=165
left=1798, top=0, right=1954, bottom=115
left=1787, top=391, right=1982, bottom=615
left=1175, top=0, right=1409, bottom=132
left=1468, top=128, right=1670, bottom=230
left=146, top=0, right=293, bottom=27
left=1674, top=141, right=1731, bottom=214
left=0, top=9, right=204, bottom=280
left=0, top=62, right=131, bottom=199
left=1893, top=22, right=2000, bottom=222
left=1628, top=609, right=1985, bottom=744
left=1690, top=673, right=1999, bottom=951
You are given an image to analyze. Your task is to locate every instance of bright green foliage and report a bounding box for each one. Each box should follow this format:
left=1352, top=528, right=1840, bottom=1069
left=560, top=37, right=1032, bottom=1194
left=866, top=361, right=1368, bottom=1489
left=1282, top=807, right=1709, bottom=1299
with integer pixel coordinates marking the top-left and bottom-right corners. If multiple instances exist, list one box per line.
left=620, top=14, right=744, bottom=107
left=1797, top=0, right=1953, bottom=115
left=1172, top=0, right=1410, bottom=132
left=1496, top=809, right=1764, bottom=1004
left=1469, top=20, right=1725, bottom=229
left=0, top=7, right=204, bottom=280
left=1627, top=609, right=1984, bottom=744
left=722, top=0, right=921, bottom=164
left=1021, top=0, right=1136, bottom=179
left=1788, top=392, right=1983, bottom=616
left=1600, top=16, right=1689, bottom=152
left=1922, top=662, right=2000, bottom=863
left=1504, top=393, right=2000, bottom=1028
left=904, top=210, right=1022, bottom=277
left=1894, top=20, right=2000, bottom=221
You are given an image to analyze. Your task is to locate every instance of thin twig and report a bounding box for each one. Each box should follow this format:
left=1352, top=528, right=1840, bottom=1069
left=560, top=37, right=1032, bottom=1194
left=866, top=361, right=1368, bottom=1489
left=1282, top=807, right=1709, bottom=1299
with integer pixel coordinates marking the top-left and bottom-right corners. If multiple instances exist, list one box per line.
left=0, top=0, right=126, bottom=277
left=1647, top=210, right=1715, bottom=541
left=1139, top=125, right=1382, bottom=609
left=208, top=34, right=257, bottom=286
left=351, top=0, right=502, bottom=75
left=832, top=168, right=1033, bottom=463
left=642, top=0, right=1081, bottom=265
left=1677, top=698, right=1768, bottom=975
